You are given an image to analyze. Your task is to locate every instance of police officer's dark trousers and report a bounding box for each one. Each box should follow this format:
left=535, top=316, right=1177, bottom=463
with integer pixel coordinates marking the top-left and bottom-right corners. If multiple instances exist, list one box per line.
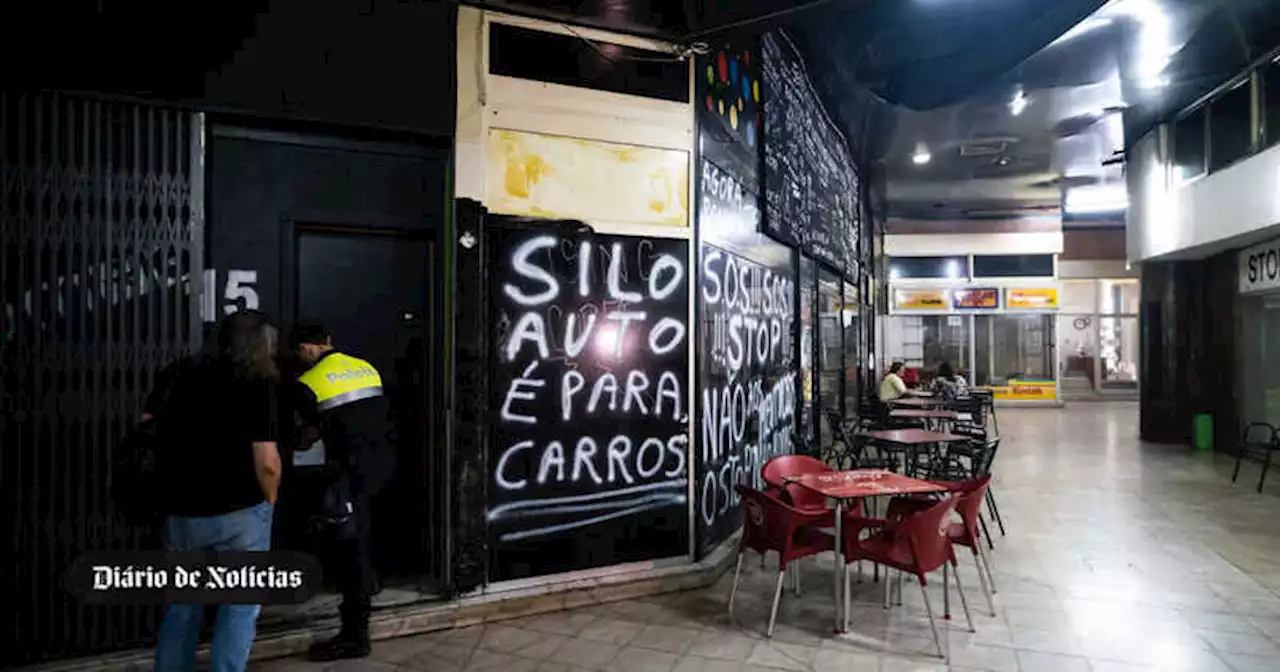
left=332, top=495, right=374, bottom=636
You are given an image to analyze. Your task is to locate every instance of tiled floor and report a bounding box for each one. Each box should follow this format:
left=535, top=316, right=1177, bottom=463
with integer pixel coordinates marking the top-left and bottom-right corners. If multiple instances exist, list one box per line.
left=256, top=403, right=1280, bottom=671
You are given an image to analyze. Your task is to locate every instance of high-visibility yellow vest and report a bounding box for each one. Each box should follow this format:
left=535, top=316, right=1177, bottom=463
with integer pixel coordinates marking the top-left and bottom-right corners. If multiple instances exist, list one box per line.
left=298, top=352, right=384, bottom=411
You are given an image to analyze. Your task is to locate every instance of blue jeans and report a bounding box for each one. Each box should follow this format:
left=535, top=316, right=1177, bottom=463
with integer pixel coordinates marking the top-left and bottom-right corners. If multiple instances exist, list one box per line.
left=154, top=501, right=274, bottom=672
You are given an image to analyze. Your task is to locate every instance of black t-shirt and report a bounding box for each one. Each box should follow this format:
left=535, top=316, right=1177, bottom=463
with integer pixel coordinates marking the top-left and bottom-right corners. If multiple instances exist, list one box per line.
left=146, top=355, right=278, bottom=517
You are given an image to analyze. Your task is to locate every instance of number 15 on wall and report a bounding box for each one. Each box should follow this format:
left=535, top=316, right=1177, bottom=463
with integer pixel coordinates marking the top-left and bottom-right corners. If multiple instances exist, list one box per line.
left=201, top=269, right=260, bottom=323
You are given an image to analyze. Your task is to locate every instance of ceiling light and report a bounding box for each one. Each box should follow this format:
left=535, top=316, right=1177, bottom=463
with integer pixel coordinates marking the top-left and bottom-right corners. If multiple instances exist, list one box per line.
left=944, top=260, right=961, bottom=279
left=1064, top=184, right=1128, bottom=214
left=1009, top=89, right=1028, bottom=116
left=912, top=142, right=931, bottom=165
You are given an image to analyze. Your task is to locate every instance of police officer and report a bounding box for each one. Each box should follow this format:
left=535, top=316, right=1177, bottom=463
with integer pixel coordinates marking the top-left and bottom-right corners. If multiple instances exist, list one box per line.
left=289, top=323, right=394, bottom=661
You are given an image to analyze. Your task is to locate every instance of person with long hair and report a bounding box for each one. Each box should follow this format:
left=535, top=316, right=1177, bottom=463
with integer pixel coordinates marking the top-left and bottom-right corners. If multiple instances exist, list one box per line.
left=932, top=361, right=969, bottom=401
left=147, top=310, right=283, bottom=672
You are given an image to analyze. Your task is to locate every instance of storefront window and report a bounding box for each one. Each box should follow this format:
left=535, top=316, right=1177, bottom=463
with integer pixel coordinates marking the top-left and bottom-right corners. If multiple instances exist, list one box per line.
left=1101, top=279, right=1139, bottom=314
left=923, top=316, right=970, bottom=378
left=1266, top=59, right=1280, bottom=148
left=887, top=256, right=967, bottom=280
left=817, top=267, right=842, bottom=449
left=883, top=315, right=970, bottom=380
left=1099, top=316, right=1139, bottom=387
left=842, top=281, right=860, bottom=416
left=1208, top=81, right=1253, bottom=172
left=1239, top=294, right=1280, bottom=429
left=798, top=255, right=816, bottom=448
left=1174, top=106, right=1208, bottom=182
left=972, top=254, right=1055, bottom=278
left=974, top=314, right=1054, bottom=387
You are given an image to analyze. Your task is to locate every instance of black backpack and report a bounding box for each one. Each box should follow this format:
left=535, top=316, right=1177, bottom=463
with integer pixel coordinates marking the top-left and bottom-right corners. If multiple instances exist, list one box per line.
left=111, top=358, right=191, bottom=523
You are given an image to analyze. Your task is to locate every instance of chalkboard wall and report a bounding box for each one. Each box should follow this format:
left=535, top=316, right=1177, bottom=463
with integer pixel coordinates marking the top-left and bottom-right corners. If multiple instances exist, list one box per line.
left=489, top=222, right=691, bottom=580
left=762, top=31, right=861, bottom=279
left=696, top=242, right=796, bottom=554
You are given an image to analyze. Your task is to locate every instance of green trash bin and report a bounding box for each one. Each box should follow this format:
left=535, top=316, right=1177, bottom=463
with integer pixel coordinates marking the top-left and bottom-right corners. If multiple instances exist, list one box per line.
left=1194, top=413, right=1214, bottom=452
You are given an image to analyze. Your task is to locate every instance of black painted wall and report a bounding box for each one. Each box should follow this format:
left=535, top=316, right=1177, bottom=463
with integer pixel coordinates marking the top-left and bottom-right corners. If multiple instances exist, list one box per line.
left=1139, top=254, right=1238, bottom=449
left=10, top=0, right=457, bottom=138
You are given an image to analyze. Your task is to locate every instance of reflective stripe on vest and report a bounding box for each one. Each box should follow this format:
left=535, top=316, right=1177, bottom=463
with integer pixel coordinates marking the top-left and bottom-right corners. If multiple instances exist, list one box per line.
left=298, top=352, right=384, bottom=411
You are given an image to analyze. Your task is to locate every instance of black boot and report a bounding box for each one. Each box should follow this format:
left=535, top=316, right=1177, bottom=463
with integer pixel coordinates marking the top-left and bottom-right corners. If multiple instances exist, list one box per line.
left=308, top=600, right=371, bottom=662
left=307, top=627, right=371, bottom=662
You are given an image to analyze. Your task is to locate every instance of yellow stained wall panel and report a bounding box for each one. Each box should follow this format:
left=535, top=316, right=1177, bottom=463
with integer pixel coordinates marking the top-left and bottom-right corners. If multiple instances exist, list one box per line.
left=487, top=129, right=689, bottom=226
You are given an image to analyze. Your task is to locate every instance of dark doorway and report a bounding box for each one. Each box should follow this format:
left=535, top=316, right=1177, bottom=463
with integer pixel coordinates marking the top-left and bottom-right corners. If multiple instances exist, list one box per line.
left=207, top=126, right=448, bottom=596
left=293, top=225, right=437, bottom=587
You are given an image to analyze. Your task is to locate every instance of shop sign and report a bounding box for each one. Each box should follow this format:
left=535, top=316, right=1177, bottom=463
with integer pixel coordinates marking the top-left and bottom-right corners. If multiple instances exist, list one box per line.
left=951, top=287, right=999, bottom=310
left=1006, top=288, right=1059, bottom=309
left=982, top=379, right=1056, bottom=401
left=1239, top=238, right=1280, bottom=294
left=893, top=289, right=948, bottom=311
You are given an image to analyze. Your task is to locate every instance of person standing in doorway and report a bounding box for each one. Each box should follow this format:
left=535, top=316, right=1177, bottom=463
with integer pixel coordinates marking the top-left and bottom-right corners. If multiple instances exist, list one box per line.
left=290, top=323, right=395, bottom=661
left=150, top=310, right=283, bottom=672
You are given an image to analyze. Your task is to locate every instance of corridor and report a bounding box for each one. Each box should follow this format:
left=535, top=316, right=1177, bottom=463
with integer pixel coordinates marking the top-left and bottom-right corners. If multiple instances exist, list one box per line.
left=259, top=403, right=1280, bottom=671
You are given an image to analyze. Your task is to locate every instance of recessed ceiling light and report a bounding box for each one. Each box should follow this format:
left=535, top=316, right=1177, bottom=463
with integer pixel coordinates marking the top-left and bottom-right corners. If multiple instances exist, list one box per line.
left=1009, top=89, right=1029, bottom=116
left=912, top=142, right=931, bottom=165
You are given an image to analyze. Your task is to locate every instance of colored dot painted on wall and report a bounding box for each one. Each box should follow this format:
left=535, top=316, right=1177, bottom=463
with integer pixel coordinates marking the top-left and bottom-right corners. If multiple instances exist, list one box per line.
left=738, top=98, right=744, bottom=111
left=745, top=51, right=750, bottom=66
left=718, top=52, right=728, bottom=82
left=746, top=122, right=755, bottom=147
left=706, top=94, right=714, bottom=112
left=753, top=81, right=760, bottom=103
left=729, top=105, right=738, bottom=130
left=742, top=76, right=751, bottom=100
left=706, top=65, right=714, bottom=85
left=730, top=59, right=739, bottom=87
left=718, top=100, right=724, bottom=115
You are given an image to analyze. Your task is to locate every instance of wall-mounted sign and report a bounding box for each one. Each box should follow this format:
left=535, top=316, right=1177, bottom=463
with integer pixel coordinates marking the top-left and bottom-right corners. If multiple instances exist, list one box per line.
left=893, top=289, right=948, bottom=311
left=982, top=379, right=1057, bottom=401
left=1006, top=288, right=1059, bottom=309
left=1239, top=237, right=1280, bottom=294
left=951, top=288, right=999, bottom=310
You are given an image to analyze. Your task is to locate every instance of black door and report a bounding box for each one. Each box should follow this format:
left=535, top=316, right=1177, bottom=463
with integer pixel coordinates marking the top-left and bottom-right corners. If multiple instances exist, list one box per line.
left=208, top=127, right=448, bottom=593
left=295, top=226, right=435, bottom=584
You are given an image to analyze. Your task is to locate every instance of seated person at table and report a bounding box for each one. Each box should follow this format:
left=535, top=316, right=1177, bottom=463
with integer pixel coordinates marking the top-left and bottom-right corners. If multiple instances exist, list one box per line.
left=879, top=361, right=923, bottom=402
left=931, top=361, right=969, bottom=401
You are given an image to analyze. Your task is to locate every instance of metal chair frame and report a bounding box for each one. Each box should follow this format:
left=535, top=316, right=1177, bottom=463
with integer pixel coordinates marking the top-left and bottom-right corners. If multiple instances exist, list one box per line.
left=1232, top=422, right=1280, bottom=493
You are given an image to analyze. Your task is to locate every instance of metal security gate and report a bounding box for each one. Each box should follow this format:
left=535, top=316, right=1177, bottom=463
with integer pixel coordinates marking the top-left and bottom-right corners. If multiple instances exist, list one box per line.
left=0, top=92, right=204, bottom=665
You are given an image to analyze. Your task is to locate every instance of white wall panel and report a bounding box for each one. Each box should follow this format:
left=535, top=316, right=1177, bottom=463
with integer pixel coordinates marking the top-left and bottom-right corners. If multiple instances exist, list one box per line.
left=1129, top=127, right=1280, bottom=262
left=885, top=232, right=1063, bottom=256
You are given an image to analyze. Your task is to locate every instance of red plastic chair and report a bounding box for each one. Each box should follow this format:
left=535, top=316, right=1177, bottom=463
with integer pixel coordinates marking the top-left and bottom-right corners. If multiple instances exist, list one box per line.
left=888, top=476, right=997, bottom=617
left=762, top=454, right=870, bottom=591
left=762, top=454, right=867, bottom=516
left=728, top=485, right=836, bottom=637
left=762, top=455, right=833, bottom=512
left=843, top=497, right=973, bottom=659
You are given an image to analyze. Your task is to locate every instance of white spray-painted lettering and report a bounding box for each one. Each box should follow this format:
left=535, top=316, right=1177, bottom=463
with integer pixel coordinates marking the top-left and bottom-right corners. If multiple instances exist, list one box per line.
left=490, top=232, right=691, bottom=544
left=698, top=244, right=798, bottom=535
